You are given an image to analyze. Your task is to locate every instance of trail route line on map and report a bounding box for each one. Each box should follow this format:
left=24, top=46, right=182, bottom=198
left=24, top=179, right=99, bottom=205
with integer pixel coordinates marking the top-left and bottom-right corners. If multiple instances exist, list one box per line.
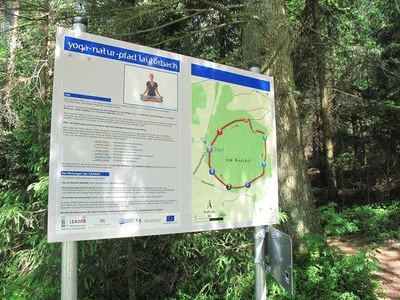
left=206, top=117, right=268, bottom=190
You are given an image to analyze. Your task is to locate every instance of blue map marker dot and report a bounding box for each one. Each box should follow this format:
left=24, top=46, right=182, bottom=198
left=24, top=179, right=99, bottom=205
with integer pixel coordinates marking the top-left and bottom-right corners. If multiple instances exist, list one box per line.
left=261, top=161, right=267, bottom=169
left=245, top=182, right=251, bottom=188
left=209, top=168, right=215, bottom=175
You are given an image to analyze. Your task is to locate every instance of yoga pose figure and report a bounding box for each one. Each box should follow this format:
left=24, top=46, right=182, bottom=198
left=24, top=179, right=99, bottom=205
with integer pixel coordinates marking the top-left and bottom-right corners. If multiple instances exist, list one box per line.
left=141, top=73, right=163, bottom=102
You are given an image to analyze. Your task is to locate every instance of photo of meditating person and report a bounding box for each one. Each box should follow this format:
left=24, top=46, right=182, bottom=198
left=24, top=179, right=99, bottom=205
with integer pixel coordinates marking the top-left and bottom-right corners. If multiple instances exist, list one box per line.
left=140, top=73, right=164, bottom=103
left=124, top=65, right=177, bottom=110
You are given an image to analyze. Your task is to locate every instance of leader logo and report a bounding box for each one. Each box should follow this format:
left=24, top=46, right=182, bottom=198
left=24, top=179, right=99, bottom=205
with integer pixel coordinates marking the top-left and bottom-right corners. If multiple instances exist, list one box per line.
left=69, top=216, right=86, bottom=224
left=61, top=216, right=87, bottom=229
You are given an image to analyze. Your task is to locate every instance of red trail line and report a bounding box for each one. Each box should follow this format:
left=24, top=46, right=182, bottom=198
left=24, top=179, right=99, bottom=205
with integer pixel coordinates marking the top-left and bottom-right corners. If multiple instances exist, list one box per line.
left=232, top=185, right=246, bottom=189
left=211, top=134, right=218, bottom=145
left=250, top=169, right=265, bottom=184
left=248, top=119, right=255, bottom=132
left=221, top=119, right=245, bottom=130
left=207, top=117, right=268, bottom=189
left=214, top=174, right=227, bottom=186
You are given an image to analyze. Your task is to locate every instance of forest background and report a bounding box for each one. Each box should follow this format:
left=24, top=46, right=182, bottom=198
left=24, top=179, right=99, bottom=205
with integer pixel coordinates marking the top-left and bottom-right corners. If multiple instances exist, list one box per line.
left=0, top=0, right=399, bottom=299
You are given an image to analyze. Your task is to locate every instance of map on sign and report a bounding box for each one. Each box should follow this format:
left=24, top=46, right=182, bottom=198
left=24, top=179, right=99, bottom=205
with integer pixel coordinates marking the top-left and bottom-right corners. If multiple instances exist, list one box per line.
left=191, top=65, right=278, bottom=227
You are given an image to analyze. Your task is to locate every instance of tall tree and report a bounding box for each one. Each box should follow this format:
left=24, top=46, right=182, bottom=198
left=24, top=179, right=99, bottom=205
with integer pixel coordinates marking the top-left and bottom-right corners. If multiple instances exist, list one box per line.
left=293, top=0, right=339, bottom=202
left=243, top=0, right=318, bottom=242
left=36, top=0, right=50, bottom=149
left=2, top=0, right=19, bottom=128
left=311, top=0, right=337, bottom=201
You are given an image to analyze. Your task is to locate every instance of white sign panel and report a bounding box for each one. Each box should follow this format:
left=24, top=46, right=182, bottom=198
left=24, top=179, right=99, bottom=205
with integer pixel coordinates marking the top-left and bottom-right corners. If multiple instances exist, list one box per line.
left=48, top=27, right=278, bottom=242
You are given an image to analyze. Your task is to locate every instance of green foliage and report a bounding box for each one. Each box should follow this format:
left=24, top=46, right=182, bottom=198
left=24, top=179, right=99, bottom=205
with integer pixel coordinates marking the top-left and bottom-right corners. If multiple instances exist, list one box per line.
left=279, top=211, right=289, bottom=223
left=319, top=201, right=400, bottom=241
left=264, top=233, right=380, bottom=300
left=170, top=230, right=254, bottom=300
left=294, top=234, right=379, bottom=300
left=385, top=100, right=400, bottom=111
left=318, top=203, right=359, bottom=235
left=333, top=152, right=354, bottom=171
left=0, top=176, right=61, bottom=299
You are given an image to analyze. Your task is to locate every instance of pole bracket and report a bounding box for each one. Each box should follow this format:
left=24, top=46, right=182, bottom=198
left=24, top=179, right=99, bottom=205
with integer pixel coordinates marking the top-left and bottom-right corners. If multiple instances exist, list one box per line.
left=254, top=226, right=266, bottom=265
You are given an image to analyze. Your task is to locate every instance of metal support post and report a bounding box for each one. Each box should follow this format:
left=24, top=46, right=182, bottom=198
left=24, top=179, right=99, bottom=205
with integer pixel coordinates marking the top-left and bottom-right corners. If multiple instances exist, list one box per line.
left=250, top=65, right=268, bottom=300
left=61, top=241, right=78, bottom=300
left=60, top=3, right=87, bottom=299
left=72, top=16, right=87, bottom=33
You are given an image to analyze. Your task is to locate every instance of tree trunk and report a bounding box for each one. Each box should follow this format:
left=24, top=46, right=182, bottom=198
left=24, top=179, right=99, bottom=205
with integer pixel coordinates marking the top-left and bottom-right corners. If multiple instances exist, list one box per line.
left=126, top=238, right=137, bottom=300
left=0, top=1, right=6, bottom=120
left=311, top=0, right=337, bottom=202
left=2, top=0, right=19, bottom=128
left=39, top=0, right=49, bottom=103
left=36, top=0, right=50, bottom=149
left=244, top=0, right=319, bottom=242
left=0, top=1, right=6, bottom=41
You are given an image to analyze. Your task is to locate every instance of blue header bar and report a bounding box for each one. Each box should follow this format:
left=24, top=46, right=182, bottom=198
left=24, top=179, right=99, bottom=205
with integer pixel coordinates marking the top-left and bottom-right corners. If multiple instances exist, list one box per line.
left=64, top=92, right=111, bottom=102
left=191, top=64, right=270, bottom=91
left=64, top=36, right=180, bottom=72
left=61, top=171, right=110, bottom=177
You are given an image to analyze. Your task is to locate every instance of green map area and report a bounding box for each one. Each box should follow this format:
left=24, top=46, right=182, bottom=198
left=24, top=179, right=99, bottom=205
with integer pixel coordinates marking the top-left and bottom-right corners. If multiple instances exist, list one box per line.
left=192, top=76, right=277, bottom=226
left=209, top=119, right=270, bottom=189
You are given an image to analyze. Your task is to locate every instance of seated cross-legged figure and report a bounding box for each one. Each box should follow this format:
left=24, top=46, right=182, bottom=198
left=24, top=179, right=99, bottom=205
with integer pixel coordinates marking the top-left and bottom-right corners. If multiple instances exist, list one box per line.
left=140, top=73, right=164, bottom=103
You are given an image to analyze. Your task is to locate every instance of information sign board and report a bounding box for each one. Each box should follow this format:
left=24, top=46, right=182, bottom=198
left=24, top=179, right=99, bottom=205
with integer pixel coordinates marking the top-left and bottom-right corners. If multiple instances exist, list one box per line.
left=48, top=27, right=278, bottom=242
